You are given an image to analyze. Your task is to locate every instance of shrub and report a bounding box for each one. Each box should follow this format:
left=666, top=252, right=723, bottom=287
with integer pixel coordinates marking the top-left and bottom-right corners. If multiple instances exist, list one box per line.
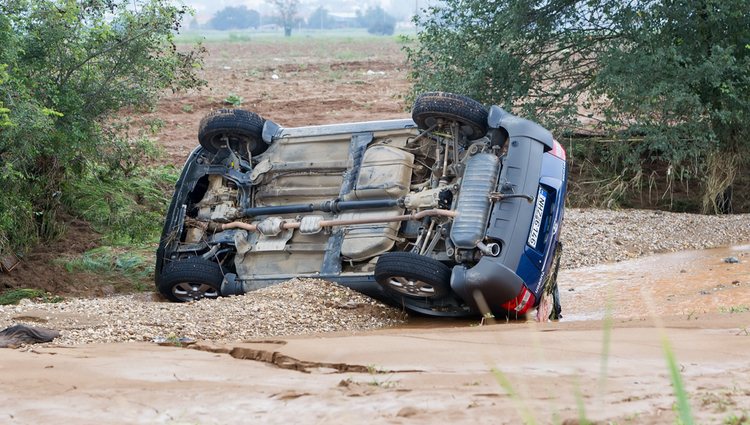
left=0, top=0, right=205, bottom=252
left=407, top=0, right=750, bottom=213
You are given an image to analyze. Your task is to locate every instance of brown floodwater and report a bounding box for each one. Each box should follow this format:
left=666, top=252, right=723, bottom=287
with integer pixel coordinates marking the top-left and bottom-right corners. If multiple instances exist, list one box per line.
left=559, top=244, right=750, bottom=321
left=402, top=244, right=750, bottom=326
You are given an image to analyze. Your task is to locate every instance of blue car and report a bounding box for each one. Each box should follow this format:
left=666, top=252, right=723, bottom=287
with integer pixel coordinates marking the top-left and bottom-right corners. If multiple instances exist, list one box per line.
left=155, top=92, right=567, bottom=320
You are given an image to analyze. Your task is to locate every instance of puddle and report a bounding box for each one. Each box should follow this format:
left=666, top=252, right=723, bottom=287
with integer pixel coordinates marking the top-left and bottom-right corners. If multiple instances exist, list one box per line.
left=560, top=244, right=750, bottom=321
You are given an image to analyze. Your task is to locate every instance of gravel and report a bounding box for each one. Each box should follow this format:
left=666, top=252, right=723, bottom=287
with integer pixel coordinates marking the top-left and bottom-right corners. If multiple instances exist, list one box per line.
left=0, top=278, right=407, bottom=345
left=561, top=209, right=750, bottom=268
left=2, top=208, right=749, bottom=345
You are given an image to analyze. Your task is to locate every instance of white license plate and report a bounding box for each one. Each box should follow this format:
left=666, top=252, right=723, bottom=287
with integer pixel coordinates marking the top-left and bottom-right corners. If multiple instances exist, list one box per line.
left=527, top=187, right=547, bottom=249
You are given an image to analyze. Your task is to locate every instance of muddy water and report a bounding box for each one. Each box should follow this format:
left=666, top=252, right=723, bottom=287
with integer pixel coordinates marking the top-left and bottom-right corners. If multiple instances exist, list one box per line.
left=559, top=244, right=750, bottom=321
left=400, top=244, right=750, bottom=326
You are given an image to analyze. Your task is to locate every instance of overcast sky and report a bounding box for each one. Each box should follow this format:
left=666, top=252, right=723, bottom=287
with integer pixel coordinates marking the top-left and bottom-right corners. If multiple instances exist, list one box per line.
left=183, top=0, right=430, bottom=21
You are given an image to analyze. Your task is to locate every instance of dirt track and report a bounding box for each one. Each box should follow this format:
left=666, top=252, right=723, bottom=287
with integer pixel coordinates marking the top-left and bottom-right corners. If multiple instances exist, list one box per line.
left=2, top=37, right=750, bottom=424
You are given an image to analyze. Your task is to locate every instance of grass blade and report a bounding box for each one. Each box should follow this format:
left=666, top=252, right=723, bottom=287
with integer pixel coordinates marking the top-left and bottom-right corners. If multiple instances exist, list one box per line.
left=662, top=337, right=694, bottom=425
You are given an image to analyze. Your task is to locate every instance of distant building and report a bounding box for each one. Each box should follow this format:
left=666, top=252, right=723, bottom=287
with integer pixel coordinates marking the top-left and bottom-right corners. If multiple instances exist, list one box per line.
left=327, top=12, right=359, bottom=29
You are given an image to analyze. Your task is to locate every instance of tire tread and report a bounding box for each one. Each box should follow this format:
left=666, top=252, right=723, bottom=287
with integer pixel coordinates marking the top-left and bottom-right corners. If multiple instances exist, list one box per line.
left=412, top=92, right=489, bottom=139
left=198, top=109, right=265, bottom=155
left=374, top=252, right=451, bottom=299
left=158, top=257, right=224, bottom=302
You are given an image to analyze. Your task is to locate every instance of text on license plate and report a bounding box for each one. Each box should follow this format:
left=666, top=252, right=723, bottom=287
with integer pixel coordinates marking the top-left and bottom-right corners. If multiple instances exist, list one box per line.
left=527, top=187, right=547, bottom=249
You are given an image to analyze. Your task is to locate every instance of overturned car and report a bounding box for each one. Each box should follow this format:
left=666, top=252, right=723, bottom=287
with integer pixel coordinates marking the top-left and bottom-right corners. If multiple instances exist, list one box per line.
left=155, top=92, right=567, bottom=320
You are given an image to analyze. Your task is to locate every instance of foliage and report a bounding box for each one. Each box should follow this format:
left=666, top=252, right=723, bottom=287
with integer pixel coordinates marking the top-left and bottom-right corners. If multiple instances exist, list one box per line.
left=224, top=93, right=244, bottom=107
left=268, top=0, right=299, bottom=37
left=55, top=244, right=155, bottom=292
left=407, top=0, right=750, bottom=213
left=663, top=337, right=695, bottom=425
left=0, top=0, right=204, bottom=253
left=58, top=246, right=151, bottom=279
left=357, top=6, right=396, bottom=36
left=61, top=163, right=179, bottom=245
left=0, top=288, right=62, bottom=305
left=209, top=6, right=260, bottom=30
left=306, top=6, right=334, bottom=29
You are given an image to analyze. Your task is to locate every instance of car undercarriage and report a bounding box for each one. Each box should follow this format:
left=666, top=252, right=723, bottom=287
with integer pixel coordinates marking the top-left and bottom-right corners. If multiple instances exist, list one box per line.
left=156, top=92, right=567, bottom=320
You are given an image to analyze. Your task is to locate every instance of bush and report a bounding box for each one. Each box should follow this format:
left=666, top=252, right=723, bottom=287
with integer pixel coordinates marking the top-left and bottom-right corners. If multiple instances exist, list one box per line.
left=407, top=0, right=750, bottom=213
left=0, top=0, right=204, bottom=253
left=61, top=163, right=179, bottom=245
left=358, top=6, right=396, bottom=36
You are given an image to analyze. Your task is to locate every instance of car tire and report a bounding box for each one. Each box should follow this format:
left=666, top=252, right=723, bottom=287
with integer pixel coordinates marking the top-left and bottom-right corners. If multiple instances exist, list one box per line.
left=412, top=92, right=489, bottom=140
left=158, top=257, right=224, bottom=302
left=374, top=252, right=451, bottom=299
left=198, top=109, right=267, bottom=157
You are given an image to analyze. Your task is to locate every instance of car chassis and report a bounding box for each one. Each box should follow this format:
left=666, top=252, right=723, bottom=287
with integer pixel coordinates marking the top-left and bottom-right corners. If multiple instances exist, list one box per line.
left=155, top=93, right=567, bottom=320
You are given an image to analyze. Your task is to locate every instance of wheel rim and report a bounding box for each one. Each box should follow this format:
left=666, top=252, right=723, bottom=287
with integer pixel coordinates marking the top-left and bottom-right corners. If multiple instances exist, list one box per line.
left=172, top=282, right=220, bottom=301
left=386, top=276, right=438, bottom=298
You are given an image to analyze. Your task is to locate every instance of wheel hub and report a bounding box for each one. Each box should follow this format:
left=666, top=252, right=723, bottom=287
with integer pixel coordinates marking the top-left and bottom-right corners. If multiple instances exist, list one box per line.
left=387, top=277, right=437, bottom=297
left=173, top=282, right=219, bottom=302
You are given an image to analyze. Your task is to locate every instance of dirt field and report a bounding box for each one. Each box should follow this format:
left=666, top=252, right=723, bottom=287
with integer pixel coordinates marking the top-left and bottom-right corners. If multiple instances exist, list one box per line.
left=145, top=37, right=411, bottom=165
left=2, top=36, right=750, bottom=424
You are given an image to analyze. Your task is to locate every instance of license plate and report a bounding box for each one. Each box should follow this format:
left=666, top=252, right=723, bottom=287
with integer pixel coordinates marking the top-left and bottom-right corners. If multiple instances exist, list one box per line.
left=527, top=187, right=547, bottom=249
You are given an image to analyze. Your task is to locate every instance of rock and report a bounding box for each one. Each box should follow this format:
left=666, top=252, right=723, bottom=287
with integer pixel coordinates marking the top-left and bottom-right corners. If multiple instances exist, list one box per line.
left=723, top=257, right=740, bottom=264
left=396, top=407, right=419, bottom=417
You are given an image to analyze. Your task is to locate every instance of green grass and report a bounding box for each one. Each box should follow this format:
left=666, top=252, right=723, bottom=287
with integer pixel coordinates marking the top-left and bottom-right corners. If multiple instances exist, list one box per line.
left=62, top=165, right=179, bottom=245
left=724, top=413, right=750, bottom=424
left=0, top=288, right=63, bottom=305
left=663, top=337, right=695, bottom=425
left=53, top=156, right=176, bottom=293
left=56, top=246, right=154, bottom=292
left=484, top=293, right=703, bottom=425
left=600, top=295, right=614, bottom=393
left=574, top=383, right=591, bottom=425
left=58, top=246, right=148, bottom=275
left=492, top=368, right=537, bottom=425
left=719, top=305, right=750, bottom=313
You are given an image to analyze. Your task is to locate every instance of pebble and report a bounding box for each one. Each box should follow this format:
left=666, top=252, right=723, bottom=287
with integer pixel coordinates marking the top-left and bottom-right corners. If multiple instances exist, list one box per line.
left=2, top=208, right=749, bottom=345
left=1, top=278, right=407, bottom=346
left=561, top=209, right=750, bottom=269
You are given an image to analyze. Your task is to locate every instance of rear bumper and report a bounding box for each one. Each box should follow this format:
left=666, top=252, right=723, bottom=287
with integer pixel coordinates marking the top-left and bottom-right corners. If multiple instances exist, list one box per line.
left=448, top=112, right=567, bottom=315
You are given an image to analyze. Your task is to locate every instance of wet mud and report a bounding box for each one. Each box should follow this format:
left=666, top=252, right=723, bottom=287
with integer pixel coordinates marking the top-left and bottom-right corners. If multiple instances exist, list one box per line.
left=561, top=244, right=750, bottom=321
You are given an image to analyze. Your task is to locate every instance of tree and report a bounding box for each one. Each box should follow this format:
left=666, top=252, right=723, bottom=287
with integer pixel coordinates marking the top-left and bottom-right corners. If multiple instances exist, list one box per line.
left=209, top=6, right=260, bottom=30
left=357, top=6, right=397, bottom=35
left=269, top=0, right=299, bottom=37
left=0, top=0, right=204, bottom=251
left=407, top=0, right=750, bottom=213
left=306, top=6, right=332, bottom=29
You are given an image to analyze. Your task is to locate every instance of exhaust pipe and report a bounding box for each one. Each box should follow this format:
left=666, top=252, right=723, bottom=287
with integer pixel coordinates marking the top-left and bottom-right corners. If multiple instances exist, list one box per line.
left=476, top=241, right=500, bottom=257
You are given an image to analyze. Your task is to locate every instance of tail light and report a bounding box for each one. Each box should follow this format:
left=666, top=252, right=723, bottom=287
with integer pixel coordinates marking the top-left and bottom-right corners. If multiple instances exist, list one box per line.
left=500, top=286, right=536, bottom=314
left=550, top=139, right=566, bottom=161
